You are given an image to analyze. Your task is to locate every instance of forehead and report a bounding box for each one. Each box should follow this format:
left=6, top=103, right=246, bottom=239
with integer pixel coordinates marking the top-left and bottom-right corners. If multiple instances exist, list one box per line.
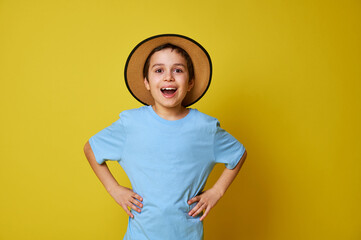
left=149, top=48, right=187, bottom=65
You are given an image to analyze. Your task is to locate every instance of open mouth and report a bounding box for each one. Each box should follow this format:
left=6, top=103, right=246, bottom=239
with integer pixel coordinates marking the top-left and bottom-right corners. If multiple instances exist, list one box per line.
left=160, top=87, right=178, bottom=97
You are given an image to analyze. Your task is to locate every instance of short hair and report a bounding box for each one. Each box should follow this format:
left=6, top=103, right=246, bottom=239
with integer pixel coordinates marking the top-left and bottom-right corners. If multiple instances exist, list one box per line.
left=143, top=43, right=194, bottom=82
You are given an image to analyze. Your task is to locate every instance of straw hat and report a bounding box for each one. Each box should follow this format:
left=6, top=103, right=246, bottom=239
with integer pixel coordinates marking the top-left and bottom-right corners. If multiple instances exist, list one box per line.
left=124, top=34, right=212, bottom=107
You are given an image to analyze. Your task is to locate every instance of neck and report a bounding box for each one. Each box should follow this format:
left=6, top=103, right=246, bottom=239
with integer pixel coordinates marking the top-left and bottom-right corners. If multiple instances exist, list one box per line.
left=152, top=104, right=189, bottom=121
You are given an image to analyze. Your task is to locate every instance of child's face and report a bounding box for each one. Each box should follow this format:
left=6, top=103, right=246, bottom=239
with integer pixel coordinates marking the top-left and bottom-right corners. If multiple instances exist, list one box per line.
left=144, top=48, right=194, bottom=110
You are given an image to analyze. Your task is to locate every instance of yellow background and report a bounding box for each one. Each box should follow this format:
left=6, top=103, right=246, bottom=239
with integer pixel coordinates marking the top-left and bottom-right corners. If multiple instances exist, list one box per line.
left=0, top=0, right=360, bottom=239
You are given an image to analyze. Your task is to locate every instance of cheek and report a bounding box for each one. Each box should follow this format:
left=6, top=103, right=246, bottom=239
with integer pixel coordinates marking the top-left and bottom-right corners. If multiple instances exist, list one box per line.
left=148, top=73, right=160, bottom=82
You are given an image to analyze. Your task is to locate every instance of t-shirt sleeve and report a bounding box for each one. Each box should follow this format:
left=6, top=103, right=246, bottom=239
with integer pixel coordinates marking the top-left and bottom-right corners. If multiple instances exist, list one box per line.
left=213, top=120, right=246, bottom=170
left=88, top=114, right=126, bottom=165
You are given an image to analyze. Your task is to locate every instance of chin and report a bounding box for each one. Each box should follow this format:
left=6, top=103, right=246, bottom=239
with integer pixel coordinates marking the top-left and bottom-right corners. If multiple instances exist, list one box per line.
left=162, top=103, right=182, bottom=109
left=152, top=93, right=187, bottom=109
left=157, top=100, right=183, bottom=109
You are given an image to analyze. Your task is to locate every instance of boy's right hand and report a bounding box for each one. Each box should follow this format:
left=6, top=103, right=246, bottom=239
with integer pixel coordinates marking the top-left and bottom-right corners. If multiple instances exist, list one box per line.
left=107, top=185, right=143, bottom=218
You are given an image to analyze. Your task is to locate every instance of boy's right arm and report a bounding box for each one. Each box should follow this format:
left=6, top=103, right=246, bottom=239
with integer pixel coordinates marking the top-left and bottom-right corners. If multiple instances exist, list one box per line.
left=83, top=141, right=143, bottom=218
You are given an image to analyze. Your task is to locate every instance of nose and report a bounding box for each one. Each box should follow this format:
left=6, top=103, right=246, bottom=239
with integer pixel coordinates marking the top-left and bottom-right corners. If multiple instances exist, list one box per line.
left=164, top=70, right=174, bottom=82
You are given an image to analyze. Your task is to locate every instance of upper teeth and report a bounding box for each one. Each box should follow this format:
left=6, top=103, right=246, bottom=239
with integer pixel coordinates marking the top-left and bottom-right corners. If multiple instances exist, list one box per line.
left=161, top=88, right=176, bottom=90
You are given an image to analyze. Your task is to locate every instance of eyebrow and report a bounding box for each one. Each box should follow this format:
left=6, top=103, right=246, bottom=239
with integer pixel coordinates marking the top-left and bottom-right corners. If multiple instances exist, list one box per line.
left=151, top=63, right=186, bottom=68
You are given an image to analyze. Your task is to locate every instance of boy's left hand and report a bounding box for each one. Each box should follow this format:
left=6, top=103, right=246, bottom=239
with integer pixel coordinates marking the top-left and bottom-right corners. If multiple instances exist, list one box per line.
left=187, top=188, right=223, bottom=221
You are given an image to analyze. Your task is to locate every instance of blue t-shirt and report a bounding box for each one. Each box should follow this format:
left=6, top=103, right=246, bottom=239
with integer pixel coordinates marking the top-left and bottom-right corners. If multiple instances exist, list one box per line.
left=89, top=105, right=246, bottom=240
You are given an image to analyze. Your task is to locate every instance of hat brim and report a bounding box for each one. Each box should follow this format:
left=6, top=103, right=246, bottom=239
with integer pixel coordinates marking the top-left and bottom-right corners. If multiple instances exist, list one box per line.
left=124, top=34, right=212, bottom=107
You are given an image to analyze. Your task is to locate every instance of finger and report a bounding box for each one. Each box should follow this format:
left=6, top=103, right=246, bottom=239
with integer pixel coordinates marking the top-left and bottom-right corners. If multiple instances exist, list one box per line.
left=192, top=203, right=206, bottom=217
left=200, top=206, right=211, bottom=221
left=130, top=198, right=143, bottom=209
left=128, top=202, right=141, bottom=213
left=122, top=204, right=134, bottom=218
left=188, top=202, right=203, bottom=216
left=132, top=193, right=143, bottom=202
left=188, top=196, right=199, bottom=205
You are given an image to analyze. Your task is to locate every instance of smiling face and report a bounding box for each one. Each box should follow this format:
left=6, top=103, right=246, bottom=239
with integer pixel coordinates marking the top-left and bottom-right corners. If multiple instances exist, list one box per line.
left=144, top=48, right=194, bottom=110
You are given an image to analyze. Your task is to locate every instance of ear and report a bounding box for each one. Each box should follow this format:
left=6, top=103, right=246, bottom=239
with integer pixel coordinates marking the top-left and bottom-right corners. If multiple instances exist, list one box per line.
left=187, top=78, right=195, bottom=92
left=144, top=77, right=150, bottom=91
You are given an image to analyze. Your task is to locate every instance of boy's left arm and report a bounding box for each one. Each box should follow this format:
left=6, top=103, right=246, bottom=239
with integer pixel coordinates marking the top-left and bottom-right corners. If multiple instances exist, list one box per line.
left=188, top=150, right=247, bottom=221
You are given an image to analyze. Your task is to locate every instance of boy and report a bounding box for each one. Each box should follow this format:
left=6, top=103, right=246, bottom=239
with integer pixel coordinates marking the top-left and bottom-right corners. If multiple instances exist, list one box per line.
left=83, top=34, right=247, bottom=240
